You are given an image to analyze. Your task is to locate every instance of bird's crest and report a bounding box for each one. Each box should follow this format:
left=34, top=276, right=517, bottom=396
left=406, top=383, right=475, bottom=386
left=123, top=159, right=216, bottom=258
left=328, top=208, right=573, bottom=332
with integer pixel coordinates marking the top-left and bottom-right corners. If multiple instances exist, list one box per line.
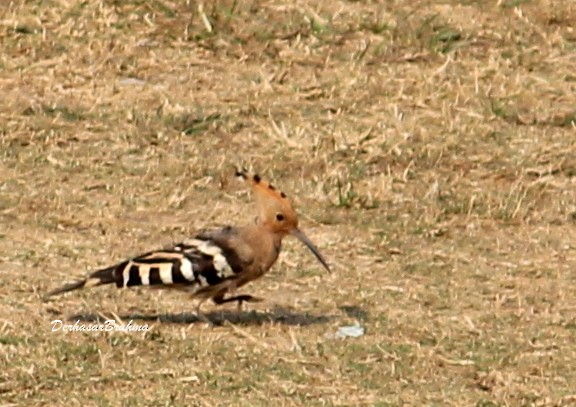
left=235, top=169, right=290, bottom=202
left=235, top=169, right=298, bottom=231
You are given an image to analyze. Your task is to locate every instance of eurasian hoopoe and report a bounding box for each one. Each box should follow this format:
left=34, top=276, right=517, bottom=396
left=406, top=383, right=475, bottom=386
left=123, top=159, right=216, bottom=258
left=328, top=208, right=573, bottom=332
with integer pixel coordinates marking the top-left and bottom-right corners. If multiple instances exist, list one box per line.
left=47, top=170, right=330, bottom=319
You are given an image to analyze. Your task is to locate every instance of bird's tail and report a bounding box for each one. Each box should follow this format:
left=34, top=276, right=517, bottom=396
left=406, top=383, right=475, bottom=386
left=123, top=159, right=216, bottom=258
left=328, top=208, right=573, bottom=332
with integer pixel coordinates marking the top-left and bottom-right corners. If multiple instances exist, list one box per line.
left=46, top=266, right=118, bottom=297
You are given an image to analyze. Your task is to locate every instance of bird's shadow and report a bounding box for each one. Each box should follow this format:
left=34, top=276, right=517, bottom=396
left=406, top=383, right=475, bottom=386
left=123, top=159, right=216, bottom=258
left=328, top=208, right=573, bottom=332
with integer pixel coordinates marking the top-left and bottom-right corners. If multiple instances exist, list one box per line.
left=338, top=305, right=369, bottom=321
left=68, top=305, right=334, bottom=327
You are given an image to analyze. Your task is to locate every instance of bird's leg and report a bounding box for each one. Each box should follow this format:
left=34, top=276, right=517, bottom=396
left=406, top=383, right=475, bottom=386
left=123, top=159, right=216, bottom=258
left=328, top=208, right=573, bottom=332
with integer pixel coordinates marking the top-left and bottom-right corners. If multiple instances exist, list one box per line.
left=212, top=293, right=263, bottom=312
left=194, top=297, right=214, bottom=326
left=234, top=294, right=264, bottom=313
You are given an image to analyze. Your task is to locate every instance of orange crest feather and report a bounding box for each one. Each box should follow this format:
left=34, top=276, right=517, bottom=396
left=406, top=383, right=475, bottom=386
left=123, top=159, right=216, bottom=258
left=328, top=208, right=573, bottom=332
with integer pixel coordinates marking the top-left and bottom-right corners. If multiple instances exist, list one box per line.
left=235, top=169, right=298, bottom=230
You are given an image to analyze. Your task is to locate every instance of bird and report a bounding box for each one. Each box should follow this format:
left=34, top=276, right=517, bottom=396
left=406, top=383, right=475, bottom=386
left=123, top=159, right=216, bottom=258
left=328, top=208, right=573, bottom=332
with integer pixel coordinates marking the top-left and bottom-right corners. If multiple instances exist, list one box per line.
left=46, top=169, right=331, bottom=321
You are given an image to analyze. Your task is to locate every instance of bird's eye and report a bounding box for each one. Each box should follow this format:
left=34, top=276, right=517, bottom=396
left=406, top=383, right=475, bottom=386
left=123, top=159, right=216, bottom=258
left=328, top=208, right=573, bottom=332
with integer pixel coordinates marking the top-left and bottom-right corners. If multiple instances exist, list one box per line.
left=275, top=213, right=285, bottom=222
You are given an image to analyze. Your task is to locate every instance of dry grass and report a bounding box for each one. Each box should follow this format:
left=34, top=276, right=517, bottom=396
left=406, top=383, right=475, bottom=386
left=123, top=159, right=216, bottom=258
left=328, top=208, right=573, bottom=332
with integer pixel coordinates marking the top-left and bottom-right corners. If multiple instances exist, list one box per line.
left=1, top=0, right=576, bottom=406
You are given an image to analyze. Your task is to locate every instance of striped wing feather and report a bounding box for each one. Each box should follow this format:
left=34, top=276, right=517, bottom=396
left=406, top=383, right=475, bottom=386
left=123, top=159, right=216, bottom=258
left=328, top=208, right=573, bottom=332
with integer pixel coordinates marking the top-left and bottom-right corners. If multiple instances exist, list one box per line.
left=119, top=228, right=251, bottom=289
left=47, top=227, right=254, bottom=297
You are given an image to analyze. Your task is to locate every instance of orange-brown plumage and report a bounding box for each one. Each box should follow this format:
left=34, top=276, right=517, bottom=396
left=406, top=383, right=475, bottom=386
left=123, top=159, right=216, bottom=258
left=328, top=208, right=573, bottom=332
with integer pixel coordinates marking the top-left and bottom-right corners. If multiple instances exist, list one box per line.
left=47, top=169, right=330, bottom=320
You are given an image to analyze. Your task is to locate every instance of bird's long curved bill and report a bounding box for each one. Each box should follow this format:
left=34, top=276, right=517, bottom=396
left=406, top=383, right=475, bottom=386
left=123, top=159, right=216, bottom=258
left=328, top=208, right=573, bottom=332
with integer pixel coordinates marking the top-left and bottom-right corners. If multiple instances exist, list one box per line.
left=291, top=229, right=331, bottom=272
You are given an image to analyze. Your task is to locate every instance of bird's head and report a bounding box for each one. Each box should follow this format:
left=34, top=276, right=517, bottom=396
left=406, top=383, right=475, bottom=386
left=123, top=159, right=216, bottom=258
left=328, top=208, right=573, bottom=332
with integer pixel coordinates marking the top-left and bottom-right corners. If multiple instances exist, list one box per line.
left=236, top=169, right=331, bottom=272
